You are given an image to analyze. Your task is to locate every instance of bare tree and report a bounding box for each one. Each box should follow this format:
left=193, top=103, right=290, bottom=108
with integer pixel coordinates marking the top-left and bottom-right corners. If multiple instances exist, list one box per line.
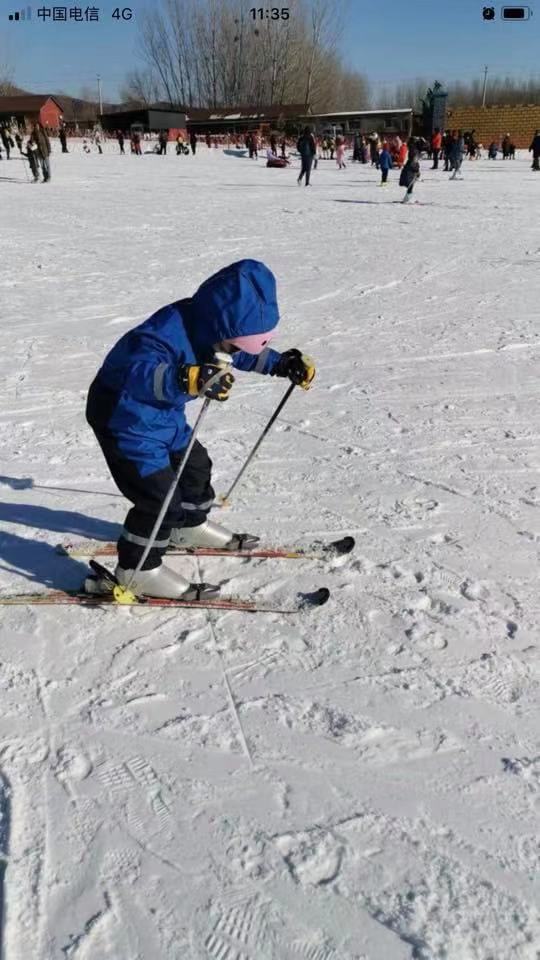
left=78, top=84, right=100, bottom=105
left=127, top=0, right=368, bottom=113
left=300, top=0, right=344, bottom=111
left=0, top=61, right=17, bottom=96
left=119, top=69, right=162, bottom=105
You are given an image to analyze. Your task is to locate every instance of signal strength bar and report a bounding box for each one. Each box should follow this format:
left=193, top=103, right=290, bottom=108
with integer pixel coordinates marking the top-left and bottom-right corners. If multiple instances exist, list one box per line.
left=8, top=6, right=32, bottom=20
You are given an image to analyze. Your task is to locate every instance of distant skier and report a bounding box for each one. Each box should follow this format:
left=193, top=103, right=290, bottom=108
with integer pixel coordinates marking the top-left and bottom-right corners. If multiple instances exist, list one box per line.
left=529, top=129, right=540, bottom=170
left=335, top=135, right=346, bottom=169
left=158, top=129, right=168, bottom=155
left=400, top=141, right=420, bottom=203
left=443, top=130, right=453, bottom=171
left=23, top=136, right=40, bottom=181
left=190, top=131, right=197, bottom=155
left=430, top=127, right=442, bottom=169
left=378, top=143, right=393, bottom=185
left=296, top=126, right=317, bottom=186
left=369, top=134, right=380, bottom=168
left=449, top=131, right=464, bottom=179
left=30, top=122, right=51, bottom=182
left=117, top=130, right=125, bottom=154
left=59, top=124, right=68, bottom=153
left=85, top=259, right=315, bottom=599
left=0, top=125, right=11, bottom=159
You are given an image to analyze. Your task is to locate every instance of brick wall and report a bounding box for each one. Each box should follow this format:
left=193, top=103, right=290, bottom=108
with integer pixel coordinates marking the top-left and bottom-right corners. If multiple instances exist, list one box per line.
left=446, top=104, right=540, bottom=148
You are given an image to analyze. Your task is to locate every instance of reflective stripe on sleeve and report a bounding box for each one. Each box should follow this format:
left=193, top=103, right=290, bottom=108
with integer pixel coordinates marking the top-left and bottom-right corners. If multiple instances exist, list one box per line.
left=254, top=347, right=270, bottom=373
left=153, top=362, right=169, bottom=402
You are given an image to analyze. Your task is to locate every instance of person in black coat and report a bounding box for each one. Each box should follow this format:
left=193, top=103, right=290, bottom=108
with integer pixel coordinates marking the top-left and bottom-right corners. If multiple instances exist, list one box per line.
left=189, top=131, right=197, bottom=155
left=399, top=140, right=420, bottom=203
left=529, top=130, right=540, bottom=170
left=0, top=126, right=11, bottom=159
left=442, top=130, right=452, bottom=171
left=158, top=129, right=168, bottom=155
left=59, top=124, right=68, bottom=153
left=296, top=126, right=317, bottom=186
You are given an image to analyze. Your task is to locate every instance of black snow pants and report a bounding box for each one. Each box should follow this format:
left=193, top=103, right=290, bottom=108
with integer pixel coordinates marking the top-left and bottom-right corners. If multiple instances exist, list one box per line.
left=93, top=434, right=214, bottom=569
left=298, top=156, right=313, bottom=185
left=86, top=383, right=214, bottom=569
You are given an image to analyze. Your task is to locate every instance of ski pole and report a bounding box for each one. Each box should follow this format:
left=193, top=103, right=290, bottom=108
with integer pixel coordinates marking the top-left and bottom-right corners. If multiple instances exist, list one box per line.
left=116, top=354, right=232, bottom=602
left=219, top=382, right=296, bottom=506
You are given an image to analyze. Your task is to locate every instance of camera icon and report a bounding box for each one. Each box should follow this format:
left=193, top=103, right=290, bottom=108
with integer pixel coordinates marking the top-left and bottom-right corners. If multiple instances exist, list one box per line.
left=483, top=6, right=496, bottom=18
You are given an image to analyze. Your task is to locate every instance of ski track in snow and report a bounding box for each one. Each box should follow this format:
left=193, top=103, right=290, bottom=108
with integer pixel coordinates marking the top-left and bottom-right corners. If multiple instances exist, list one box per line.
left=1, top=145, right=540, bottom=959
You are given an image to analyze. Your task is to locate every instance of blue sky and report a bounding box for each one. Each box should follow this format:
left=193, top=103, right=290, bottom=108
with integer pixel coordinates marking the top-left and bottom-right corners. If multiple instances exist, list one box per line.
left=1, top=0, right=539, bottom=103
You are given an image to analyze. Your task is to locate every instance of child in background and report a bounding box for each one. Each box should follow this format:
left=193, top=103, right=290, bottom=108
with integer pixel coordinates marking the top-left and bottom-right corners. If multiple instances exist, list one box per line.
left=335, top=136, right=346, bottom=169
left=378, top=144, right=393, bottom=185
left=23, top=137, right=40, bottom=181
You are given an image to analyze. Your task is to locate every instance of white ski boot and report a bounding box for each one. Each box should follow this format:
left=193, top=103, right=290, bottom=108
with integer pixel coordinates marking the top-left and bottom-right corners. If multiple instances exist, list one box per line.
left=84, top=561, right=220, bottom=600
left=114, top=563, right=195, bottom=599
left=169, top=519, right=259, bottom=551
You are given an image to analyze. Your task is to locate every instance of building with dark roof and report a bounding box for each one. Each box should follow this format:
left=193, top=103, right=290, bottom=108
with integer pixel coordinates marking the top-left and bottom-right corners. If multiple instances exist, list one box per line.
left=307, top=107, right=414, bottom=138
left=100, top=105, right=187, bottom=137
left=185, top=103, right=308, bottom=135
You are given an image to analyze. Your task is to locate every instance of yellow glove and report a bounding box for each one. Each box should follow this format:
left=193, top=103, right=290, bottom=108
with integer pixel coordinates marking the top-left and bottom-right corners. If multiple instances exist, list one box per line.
left=178, top=363, right=235, bottom=401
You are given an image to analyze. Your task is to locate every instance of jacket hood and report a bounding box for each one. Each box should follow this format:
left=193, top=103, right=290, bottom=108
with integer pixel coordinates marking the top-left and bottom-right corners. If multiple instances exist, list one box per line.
left=186, top=259, right=279, bottom=354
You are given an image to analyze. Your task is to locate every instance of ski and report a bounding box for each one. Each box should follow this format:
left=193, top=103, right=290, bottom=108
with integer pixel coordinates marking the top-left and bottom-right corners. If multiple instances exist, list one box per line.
left=0, top=585, right=330, bottom=614
left=56, top=535, right=355, bottom=561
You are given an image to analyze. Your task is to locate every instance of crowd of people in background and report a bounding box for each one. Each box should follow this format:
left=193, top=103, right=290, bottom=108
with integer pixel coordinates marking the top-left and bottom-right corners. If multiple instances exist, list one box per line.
left=2, top=118, right=539, bottom=187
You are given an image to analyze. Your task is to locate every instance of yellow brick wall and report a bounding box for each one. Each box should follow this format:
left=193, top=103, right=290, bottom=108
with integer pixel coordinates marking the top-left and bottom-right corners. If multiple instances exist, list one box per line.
left=445, top=104, right=540, bottom=148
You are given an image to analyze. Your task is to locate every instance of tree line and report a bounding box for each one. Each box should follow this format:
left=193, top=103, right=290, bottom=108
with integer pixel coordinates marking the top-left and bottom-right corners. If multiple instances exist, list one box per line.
left=120, top=0, right=369, bottom=113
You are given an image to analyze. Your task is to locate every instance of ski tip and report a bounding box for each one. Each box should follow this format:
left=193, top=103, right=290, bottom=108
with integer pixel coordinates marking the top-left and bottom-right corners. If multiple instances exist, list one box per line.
left=298, top=587, right=330, bottom=608
left=330, top=536, right=355, bottom=555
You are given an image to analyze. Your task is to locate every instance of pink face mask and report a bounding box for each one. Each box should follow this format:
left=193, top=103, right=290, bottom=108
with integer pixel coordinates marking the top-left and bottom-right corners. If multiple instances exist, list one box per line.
left=225, top=329, right=277, bottom=355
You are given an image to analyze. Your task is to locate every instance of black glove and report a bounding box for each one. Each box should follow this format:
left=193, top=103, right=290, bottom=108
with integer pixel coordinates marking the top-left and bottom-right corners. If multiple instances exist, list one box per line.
left=178, top=362, right=235, bottom=401
left=272, top=349, right=315, bottom=390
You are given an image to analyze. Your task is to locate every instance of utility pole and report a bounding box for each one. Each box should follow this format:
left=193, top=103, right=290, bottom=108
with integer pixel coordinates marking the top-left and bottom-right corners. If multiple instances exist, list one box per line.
left=97, top=74, right=103, bottom=115
left=481, top=65, right=488, bottom=108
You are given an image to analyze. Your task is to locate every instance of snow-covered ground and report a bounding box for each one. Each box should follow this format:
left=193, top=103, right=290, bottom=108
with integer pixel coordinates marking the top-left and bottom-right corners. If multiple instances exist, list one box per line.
left=1, top=143, right=539, bottom=960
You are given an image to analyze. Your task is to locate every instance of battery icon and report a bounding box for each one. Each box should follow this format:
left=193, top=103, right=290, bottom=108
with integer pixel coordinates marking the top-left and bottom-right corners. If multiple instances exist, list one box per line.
left=501, top=6, right=531, bottom=17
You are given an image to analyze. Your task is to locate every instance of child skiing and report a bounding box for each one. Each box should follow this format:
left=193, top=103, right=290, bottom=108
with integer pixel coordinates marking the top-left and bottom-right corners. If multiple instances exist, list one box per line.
left=378, top=144, right=393, bottom=185
left=86, top=259, right=315, bottom=599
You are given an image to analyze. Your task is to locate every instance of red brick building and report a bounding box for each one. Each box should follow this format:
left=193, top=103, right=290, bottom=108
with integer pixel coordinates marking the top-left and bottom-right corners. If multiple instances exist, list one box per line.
left=0, top=94, right=64, bottom=131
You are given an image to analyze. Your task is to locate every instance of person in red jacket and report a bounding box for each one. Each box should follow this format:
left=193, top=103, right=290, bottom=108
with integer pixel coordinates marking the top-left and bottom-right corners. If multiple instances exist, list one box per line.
left=431, top=128, right=442, bottom=169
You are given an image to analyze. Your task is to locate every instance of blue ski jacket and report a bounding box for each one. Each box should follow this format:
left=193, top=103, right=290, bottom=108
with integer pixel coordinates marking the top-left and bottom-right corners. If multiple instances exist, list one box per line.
left=379, top=148, right=393, bottom=171
left=87, top=259, right=283, bottom=477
